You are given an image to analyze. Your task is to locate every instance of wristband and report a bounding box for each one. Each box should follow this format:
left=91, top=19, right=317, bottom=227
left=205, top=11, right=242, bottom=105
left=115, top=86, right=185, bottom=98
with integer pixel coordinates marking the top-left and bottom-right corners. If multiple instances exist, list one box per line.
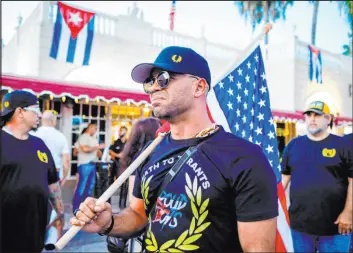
left=98, top=215, right=114, bottom=236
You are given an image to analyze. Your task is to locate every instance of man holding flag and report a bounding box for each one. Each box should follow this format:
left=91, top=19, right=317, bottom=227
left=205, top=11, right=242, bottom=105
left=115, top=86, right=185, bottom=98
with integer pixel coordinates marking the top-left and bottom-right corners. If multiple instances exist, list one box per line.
left=71, top=45, right=279, bottom=252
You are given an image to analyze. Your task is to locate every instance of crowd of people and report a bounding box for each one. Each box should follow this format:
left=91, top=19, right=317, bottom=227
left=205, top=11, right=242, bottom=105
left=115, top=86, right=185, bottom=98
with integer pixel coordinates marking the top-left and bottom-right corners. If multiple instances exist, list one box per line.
left=0, top=45, right=352, bottom=253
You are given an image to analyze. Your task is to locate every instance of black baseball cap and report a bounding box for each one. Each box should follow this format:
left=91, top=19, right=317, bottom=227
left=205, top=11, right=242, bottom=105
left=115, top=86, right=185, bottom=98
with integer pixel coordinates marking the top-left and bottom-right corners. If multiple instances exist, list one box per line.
left=1, top=90, right=39, bottom=117
left=131, top=46, right=211, bottom=86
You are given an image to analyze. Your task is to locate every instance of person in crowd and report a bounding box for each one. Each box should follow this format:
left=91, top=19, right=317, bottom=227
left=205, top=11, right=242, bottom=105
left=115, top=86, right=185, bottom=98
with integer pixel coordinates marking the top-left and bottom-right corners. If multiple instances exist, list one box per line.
left=109, top=126, right=128, bottom=185
left=0, top=90, right=63, bottom=253
left=281, top=101, right=352, bottom=253
left=71, top=46, right=278, bottom=252
left=72, top=123, right=106, bottom=212
left=33, top=109, right=70, bottom=246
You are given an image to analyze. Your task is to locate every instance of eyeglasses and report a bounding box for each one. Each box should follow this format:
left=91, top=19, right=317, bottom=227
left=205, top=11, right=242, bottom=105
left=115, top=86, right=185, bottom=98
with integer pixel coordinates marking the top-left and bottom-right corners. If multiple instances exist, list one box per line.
left=23, top=106, right=41, bottom=114
left=143, top=71, right=200, bottom=94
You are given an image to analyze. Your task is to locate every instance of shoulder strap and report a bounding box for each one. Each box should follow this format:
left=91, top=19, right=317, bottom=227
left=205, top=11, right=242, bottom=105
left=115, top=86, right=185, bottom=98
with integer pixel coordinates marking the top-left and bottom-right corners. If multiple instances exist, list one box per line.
left=148, top=144, right=200, bottom=218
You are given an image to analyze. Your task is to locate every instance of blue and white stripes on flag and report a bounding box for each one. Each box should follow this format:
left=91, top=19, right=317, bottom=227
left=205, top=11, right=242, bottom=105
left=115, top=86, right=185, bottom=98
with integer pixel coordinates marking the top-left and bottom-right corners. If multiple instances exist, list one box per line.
left=308, top=45, right=322, bottom=84
left=50, top=2, right=95, bottom=66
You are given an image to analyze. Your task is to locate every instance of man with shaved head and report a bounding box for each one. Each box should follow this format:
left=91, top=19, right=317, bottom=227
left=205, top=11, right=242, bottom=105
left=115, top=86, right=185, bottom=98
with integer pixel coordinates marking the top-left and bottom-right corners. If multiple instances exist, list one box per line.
left=34, top=109, right=70, bottom=246
left=35, top=110, right=70, bottom=185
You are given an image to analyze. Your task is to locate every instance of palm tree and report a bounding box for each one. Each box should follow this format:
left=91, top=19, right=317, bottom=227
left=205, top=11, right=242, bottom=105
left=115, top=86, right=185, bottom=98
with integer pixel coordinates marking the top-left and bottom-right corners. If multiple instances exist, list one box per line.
left=310, top=1, right=319, bottom=45
left=337, top=0, right=352, bottom=56
left=235, top=1, right=294, bottom=44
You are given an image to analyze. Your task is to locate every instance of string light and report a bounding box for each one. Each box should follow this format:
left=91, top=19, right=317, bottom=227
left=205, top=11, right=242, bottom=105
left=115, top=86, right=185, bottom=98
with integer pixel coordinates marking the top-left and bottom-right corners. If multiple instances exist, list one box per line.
left=62, top=96, right=66, bottom=103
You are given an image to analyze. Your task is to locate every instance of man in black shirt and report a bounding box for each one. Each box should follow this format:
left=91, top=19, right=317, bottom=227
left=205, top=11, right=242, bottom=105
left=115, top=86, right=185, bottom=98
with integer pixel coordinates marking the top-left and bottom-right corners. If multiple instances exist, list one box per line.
left=71, top=46, right=278, bottom=252
left=0, top=90, right=64, bottom=253
left=109, top=126, right=128, bottom=182
left=281, top=101, right=352, bottom=252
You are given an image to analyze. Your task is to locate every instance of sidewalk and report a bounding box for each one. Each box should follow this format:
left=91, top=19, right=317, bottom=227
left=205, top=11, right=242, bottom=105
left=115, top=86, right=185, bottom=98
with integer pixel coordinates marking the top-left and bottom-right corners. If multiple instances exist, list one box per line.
left=46, top=190, right=121, bottom=252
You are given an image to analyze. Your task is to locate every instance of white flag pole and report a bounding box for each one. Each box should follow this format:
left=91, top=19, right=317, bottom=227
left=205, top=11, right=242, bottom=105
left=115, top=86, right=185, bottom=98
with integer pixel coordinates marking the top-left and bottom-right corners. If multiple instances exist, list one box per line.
left=54, top=132, right=167, bottom=250
left=213, top=23, right=273, bottom=87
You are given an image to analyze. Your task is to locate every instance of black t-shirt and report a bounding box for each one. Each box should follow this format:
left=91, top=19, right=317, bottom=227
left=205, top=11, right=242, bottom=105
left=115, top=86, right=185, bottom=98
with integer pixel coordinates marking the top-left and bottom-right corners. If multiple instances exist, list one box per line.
left=109, top=139, right=125, bottom=162
left=281, top=134, right=353, bottom=236
left=0, top=130, right=59, bottom=253
left=133, top=126, right=278, bottom=253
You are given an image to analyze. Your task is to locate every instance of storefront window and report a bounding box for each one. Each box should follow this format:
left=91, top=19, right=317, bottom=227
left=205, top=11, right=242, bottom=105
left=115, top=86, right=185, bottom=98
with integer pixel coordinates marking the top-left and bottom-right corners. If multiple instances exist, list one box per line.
left=70, top=101, right=108, bottom=176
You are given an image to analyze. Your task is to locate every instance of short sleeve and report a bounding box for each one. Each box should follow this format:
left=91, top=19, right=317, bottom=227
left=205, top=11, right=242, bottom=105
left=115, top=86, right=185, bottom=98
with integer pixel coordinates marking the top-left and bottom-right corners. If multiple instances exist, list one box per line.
left=132, top=166, right=143, bottom=199
left=281, top=139, right=294, bottom=175
left=61, top=135, right=70, bottom=154
left=79, top=134, right=90, bottom=146
left=231, top=147, right=278, bottom=222
left=132, top=141, right=154, bottom=199
left=342, top=137, right=353, bottom=178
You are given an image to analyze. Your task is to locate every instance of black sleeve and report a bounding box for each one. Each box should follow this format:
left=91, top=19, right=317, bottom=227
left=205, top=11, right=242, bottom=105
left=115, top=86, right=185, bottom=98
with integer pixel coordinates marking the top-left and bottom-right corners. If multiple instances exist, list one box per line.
left=132, top=165, right=143, bottom=199
left=231, top=146, right=278, bottom=222
left=342, top=136, right=353, bottom=178
left=109, top=143, right=115, bottom=151
left=132, top=141, right=153, bottom=199
left=280, top=139, right=294, bottom=175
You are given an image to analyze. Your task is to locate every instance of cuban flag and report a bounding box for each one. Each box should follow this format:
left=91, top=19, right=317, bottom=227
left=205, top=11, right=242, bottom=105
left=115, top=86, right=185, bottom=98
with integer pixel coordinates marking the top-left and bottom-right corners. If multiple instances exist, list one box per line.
left=50, top=2, right=95, bottom=66
left=308, top=45, right=323, bottom=84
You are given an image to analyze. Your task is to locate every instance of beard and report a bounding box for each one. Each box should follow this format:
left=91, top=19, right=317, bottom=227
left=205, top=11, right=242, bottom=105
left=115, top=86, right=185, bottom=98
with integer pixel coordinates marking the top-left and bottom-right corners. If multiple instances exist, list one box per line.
left=30, top=126, right=38, bottom=132
left=307, top=126, right=324, bottom=136
left=152, top=102, right=189, bottom=121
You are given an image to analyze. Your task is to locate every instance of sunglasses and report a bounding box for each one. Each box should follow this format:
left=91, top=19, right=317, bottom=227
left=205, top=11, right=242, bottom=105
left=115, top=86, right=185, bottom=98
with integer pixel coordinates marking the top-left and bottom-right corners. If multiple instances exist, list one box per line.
left=143, top=71, right=200, bottom=94
left=22, top=106, right=41, bottom=114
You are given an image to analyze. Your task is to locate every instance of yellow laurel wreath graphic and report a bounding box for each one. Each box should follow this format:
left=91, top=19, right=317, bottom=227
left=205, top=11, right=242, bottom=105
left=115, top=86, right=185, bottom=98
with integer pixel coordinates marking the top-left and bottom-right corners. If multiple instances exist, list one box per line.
left=145, top=173, right=211, bottom=253
left=142, top=175, right=153, bottom=207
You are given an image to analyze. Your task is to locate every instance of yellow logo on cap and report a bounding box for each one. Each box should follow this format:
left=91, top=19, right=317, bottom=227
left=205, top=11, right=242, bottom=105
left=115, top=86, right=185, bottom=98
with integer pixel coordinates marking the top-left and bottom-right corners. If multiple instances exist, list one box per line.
left=322, top=148, right=336, bottom=158
left=171, top=55, right=182, bottom=63
left=37, top=150, right=48, bottom=163
left=4, top=101, right=9, bottom=108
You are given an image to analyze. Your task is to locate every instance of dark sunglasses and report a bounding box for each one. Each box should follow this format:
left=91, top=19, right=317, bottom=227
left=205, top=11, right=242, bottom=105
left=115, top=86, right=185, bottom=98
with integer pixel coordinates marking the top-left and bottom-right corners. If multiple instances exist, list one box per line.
left=143, top=71, right=174, bottom=94
left=143, top=71, right=200, bottom=94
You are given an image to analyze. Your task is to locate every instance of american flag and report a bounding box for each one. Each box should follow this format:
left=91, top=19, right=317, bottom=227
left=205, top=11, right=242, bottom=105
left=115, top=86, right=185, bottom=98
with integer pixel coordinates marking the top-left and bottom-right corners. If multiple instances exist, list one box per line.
left=169, top=0, right=176, bottom=31
left=207, top=45, right=293, bottom=252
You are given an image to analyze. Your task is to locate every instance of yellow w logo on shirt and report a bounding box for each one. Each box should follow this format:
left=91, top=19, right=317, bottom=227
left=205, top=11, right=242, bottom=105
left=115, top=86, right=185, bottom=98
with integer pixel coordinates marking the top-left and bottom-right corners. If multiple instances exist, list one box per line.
left=37, top=150, right=49, bottom=163
left=322, top=148, right=336, bottom=158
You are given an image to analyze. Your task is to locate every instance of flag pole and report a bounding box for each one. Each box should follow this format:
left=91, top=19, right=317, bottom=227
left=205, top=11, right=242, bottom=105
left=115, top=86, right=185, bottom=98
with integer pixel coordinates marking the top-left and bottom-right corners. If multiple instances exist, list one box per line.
left=212, top=23, right=273, bottom=87
left=54, top=132, right=167, bottom=250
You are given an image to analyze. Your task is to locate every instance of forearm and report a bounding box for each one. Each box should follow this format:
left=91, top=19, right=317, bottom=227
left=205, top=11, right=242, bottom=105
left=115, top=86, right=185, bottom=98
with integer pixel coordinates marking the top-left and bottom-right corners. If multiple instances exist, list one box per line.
left=62, top=165, right=69, bottom=179
left=62, top=155, right=70, bottom=178
left=48, top=182, right=64, bottom=215
left=343, top=178, right=352, bottom=212
left=82, top=145, right=99, bottom=153
left=109, top=150, right=118, bottom=159
left=107, top=206, right=147, bottom=238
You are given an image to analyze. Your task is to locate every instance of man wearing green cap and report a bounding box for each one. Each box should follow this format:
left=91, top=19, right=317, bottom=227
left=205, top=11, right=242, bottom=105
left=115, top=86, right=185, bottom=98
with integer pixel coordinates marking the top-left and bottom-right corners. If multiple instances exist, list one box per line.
left=0, top=90, right=64, bottom=253
left=281, top=101, right=352, bottom=252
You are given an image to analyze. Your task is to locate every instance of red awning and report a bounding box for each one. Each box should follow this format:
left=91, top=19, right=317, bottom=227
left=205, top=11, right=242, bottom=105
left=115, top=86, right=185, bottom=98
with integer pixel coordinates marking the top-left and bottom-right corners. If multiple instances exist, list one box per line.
left=272, top=110, right=305, bottom=122
left=1, top=74, right=150, bottom=104
left=2, top=74, right=351, bottom=126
